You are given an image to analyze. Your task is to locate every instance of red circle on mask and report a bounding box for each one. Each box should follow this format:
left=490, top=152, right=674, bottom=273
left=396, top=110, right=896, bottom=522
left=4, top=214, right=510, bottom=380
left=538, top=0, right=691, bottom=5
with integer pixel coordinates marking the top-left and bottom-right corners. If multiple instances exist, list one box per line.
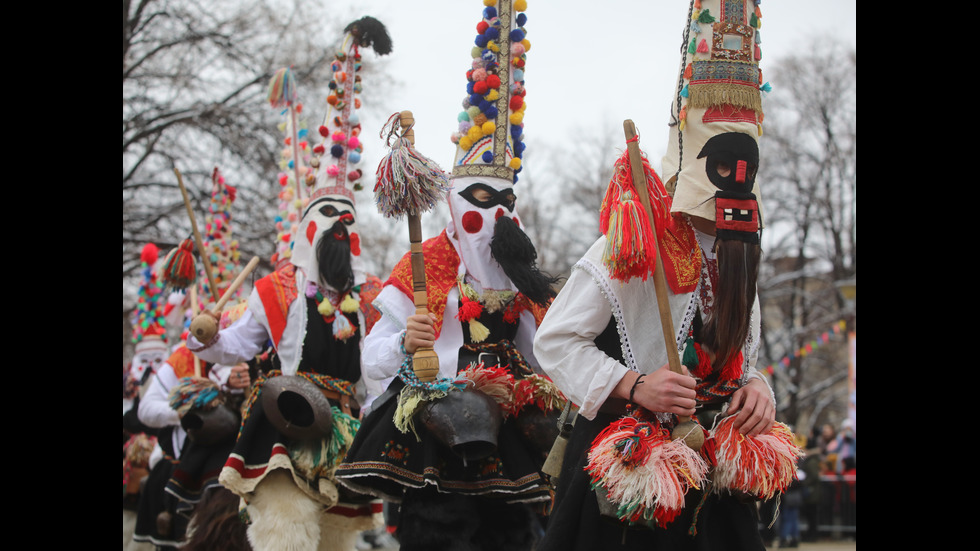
left=461, top=211, right=483, bottom=233
left=349, top=233, right=361, bottom=256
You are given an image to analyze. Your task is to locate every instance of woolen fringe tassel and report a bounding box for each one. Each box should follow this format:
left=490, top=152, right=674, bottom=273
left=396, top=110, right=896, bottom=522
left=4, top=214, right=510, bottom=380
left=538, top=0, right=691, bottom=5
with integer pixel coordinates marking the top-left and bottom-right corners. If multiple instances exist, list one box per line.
left=598, top=148, right=672, bottom=283
left=161, top=238, right=198, bottom=290
left=703, top=417, right=803, bottom=500
left=168, top=376, right=221, bottom=417
left=374, top=113, right=450, bottom=219
left=587, top=413, right=708, bottom=527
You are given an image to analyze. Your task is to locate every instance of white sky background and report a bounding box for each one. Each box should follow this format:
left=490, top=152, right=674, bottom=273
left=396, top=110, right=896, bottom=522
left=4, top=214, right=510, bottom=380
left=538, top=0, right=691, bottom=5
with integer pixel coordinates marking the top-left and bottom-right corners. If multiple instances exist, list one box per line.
left=342, top=0, right=856, bottom=174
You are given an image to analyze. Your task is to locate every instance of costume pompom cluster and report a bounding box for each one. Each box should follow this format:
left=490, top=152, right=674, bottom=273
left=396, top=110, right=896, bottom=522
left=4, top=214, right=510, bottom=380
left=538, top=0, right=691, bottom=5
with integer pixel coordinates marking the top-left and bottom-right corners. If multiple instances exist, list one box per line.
left=703, top=416, right=803, bottom=500
left=586, top=412, right=709, bottom=528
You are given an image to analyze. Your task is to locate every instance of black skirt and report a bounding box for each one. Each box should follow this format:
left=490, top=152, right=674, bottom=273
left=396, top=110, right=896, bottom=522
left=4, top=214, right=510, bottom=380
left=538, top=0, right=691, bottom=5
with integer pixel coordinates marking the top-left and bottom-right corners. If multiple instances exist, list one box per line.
left=335, top=377, right=553, bottom=506
left=537, top=410, right=765, bottom=551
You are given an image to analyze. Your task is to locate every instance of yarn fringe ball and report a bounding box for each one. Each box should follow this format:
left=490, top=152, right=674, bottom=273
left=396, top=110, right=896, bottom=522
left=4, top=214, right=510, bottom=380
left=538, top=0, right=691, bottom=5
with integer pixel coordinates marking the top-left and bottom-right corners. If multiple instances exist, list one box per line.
left=458, top=363, right=518, bottom=416
left=598, top=148, right=672, bottom=282
left=289, top=406, right=360, bottom=479
left=374, top=113, right=451, bottom=218
left=513, top=374, right=565, bottom=414
left=168, top=376, right=221, bottom=417
left=267, top=67, right=298, bottom=108
left=160, top=238, right=197, bottom=289
left=703, top=416, right=803, bottom=500
left=587, top=413, right=708, bottom=527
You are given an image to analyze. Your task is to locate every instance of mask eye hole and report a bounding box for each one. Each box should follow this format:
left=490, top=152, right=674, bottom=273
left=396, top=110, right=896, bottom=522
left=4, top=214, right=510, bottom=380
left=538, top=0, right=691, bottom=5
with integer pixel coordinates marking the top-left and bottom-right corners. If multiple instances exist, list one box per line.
left=715, top=161, right=732, bottom=178
left=319, top=205, right=339, bottom=217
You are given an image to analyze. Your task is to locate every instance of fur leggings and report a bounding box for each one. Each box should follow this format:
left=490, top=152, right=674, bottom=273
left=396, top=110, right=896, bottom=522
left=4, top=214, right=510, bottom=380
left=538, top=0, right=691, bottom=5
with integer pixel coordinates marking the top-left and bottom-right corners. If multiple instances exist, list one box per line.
left=245, top=470, right=359, bottom=551
left=396, top=486, right=540, bottom=551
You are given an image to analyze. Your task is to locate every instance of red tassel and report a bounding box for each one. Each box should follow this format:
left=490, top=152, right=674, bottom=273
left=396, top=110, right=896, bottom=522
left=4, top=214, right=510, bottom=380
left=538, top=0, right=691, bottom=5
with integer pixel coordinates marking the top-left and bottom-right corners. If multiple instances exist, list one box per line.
left=160, top=239, right=197, bottom=289
left=599, top=149, right=672, bottom=282
left=705, top=417, right=803, bottom=500
left=456, top=294, right=484, bottom=322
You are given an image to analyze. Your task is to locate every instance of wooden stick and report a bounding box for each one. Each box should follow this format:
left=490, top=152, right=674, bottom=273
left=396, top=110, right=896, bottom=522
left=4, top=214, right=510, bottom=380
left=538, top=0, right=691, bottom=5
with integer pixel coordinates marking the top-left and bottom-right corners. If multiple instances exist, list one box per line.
left=399, top=110, right=441, bottom=382
left=622, top=120, right=703, bottom=450
left=189, top=285, right=203, bottom=378
left=174, top=168, right=220, bottom=301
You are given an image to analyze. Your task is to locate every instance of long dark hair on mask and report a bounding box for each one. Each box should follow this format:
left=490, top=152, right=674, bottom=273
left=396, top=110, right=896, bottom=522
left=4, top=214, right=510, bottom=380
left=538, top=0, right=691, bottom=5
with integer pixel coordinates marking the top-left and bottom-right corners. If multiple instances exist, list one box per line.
left=700, top=237, right=761, bottom=371
left=489, top=216, right=559, bottom=306
left=317, top=222, right=354, bottom=293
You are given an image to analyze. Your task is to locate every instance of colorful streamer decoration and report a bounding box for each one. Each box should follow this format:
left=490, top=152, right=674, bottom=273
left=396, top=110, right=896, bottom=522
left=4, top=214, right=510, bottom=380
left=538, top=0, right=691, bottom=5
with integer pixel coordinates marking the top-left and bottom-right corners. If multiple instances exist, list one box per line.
left=764, top=320, right=848, bottom=375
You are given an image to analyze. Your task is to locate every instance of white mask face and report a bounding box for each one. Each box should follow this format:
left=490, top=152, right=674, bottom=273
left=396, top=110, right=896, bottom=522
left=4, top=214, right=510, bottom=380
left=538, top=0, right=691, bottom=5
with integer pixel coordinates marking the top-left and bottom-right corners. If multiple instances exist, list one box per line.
left=131, top=339, right=167, bottom=383
left=291, top=194, right=362, bottom=290
left=446, top=175, right=523, bottom=293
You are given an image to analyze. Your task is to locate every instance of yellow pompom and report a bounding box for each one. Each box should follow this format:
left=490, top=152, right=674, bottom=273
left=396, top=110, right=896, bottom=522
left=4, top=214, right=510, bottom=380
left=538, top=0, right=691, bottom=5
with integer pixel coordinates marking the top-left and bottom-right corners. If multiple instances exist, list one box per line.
left=484, top=90, right=499, bottom=101
left=483, top=0, right=495, bottom=6
left=679, top=119, right=687, bottom=132
left=467, top=125, right=484, bottom=141
left=488, top=41, right=500, bottom=53
left=514, top=0, right=527, bottom=11
left=459, top=136, right=474, bottom=151
left=521, top=39, right=531, bottom=52
left=340, top=294, right=360, bottom=314
left=469, top=319, right=490, bottom=343
left=317, top=299, right=335, bottom=316
left=294, top=199, right=304, bottom=209
left=509, top=158, right=522, bottom=170
left=509, top=112, right=524, bottom=125
left=481, top=121, right=496, bottom=135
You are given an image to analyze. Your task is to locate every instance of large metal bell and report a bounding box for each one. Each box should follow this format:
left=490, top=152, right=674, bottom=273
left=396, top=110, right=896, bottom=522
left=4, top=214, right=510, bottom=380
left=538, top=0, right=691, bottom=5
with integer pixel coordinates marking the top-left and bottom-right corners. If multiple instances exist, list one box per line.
left=261, top=375, right=334, bottom=442
left=515, top=406, right=562, bottom=459
left=418, top=387, right=502, bottom=461
left=180, top=402, right=240, bottom=446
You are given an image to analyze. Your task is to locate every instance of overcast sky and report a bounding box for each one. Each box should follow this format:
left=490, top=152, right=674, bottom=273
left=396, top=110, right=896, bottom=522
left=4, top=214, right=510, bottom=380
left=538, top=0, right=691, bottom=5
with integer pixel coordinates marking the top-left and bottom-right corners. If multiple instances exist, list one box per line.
left=338, top=0, right=857, bottom=173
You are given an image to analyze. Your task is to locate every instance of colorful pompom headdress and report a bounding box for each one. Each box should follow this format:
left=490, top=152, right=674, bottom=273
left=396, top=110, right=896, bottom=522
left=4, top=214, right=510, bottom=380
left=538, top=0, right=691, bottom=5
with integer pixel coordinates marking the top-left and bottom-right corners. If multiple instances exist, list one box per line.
left=662, top=0, right=767, bottom=242
left=198, top=167, right=241, bottom=302
left=287, top=17, right=391, bottom=289
left=450, top=0, right=530, bottom=184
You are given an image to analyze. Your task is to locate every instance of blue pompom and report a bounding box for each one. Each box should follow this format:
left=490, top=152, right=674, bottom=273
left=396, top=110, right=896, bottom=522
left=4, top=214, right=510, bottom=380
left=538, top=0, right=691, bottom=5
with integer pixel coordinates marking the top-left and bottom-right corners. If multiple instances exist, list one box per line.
left=470, top=93, right=483, bottom=105
left=485, top=27, right=499, bottom=40
left=478, top=99, right=493, bottom=112
left=483, top=7, right=497, bottom=19
left=348, top=151, right=361, bottom=163
left=514, top=141, right=525, bottom=155
left=298, top=128, right=308, bottom=138
left=481, top=151, right=494, bottom=163
left=475, top=35, right=489, bottom=48
left=484, top=106, right=499, bottom=119
left=467, top=82, right=475, bottom=94
left=510, top=29, right=525, bottom=42
left=510, top=125, right=523, bottom=139
left=330, top=144, right=344, bottom=158
left=516, top=13, right=527, bottom=26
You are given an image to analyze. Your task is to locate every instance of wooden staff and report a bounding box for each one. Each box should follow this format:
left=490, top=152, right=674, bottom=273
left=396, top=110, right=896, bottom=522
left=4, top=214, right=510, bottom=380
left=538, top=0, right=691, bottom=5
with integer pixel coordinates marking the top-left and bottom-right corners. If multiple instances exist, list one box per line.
left=623, top=120, right=704, bottom=451
left=174, top=168, right=220, bottom=300
left=189, top=256, right=261, bottom=344
left=398, top=111, right=441, bottom=382
left=189, top=285, right=203, bottom=378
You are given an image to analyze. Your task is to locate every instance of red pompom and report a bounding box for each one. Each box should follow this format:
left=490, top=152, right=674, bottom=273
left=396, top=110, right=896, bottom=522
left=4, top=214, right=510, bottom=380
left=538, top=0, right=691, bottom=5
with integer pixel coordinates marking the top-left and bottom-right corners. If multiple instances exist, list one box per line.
left=141, top=243, right=159, bottom=266
left=456, top=295, right=484, bottom=322
left=509, top=95, right=523, bottom=111
left=476, top=21, right=489, bottom=34
left=486, top=75, right=501, bottom=88
left=313, top=144, right=325, bottom=155
left=473, top=81, right=488, bottom=95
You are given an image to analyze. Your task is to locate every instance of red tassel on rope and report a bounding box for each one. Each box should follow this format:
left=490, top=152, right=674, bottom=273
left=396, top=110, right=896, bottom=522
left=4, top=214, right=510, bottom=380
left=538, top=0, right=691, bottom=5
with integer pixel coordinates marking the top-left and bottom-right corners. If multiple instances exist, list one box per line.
left=599, top=148, right=672, bottom=282
left=160, top=238, right=198, bottom=289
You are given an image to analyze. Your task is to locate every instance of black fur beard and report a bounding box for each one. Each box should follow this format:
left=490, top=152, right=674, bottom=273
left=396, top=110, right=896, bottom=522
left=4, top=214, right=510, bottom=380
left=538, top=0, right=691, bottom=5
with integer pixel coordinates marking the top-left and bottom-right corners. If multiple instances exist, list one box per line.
left=700, top=234, right=761, bottom=369
left=316, top=222, right=354, bottom=293
left=489, top=216, right=558, bottom=307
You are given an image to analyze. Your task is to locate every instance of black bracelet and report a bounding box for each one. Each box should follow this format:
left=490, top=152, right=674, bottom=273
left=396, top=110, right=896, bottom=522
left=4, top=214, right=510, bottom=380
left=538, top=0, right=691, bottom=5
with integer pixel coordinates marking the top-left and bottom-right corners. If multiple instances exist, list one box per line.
left=629, top=374, right=646, bottom=404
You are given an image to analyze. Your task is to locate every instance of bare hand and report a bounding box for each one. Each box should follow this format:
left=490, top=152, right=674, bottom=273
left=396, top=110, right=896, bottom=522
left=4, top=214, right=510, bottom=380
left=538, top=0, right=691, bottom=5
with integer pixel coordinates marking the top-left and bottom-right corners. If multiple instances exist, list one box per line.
left=404, top=313, right=437, bottom=355
left=724, top=377, right=774, bottom=436
left=227, top=362, right=251, bottom=390
left=618, top=364, right=698, bottom=418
